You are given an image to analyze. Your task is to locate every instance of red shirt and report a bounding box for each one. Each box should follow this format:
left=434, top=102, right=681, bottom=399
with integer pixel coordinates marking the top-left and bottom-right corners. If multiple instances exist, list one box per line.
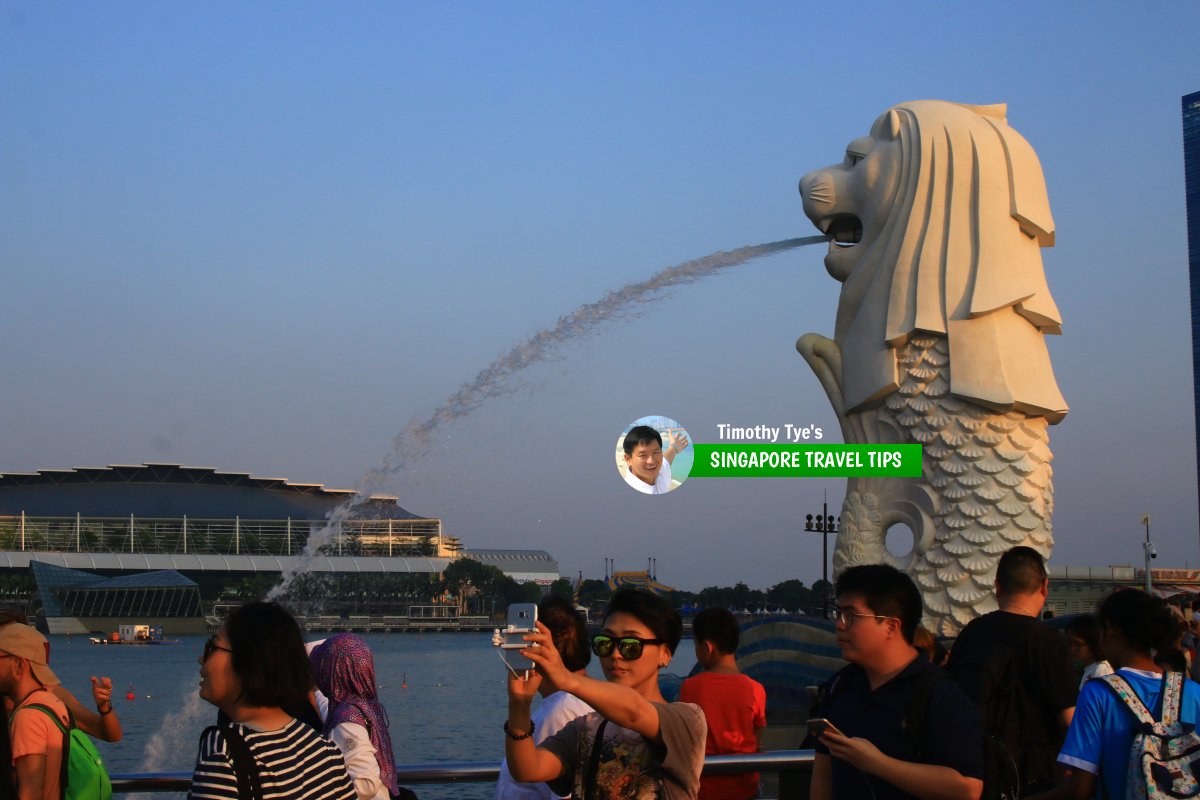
left=679, top=671, right=767, bottom=800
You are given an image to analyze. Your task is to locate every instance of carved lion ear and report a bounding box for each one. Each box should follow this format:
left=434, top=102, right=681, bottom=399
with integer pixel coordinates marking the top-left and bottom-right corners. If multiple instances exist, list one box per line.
left=884, top=109, right=901, bottom=140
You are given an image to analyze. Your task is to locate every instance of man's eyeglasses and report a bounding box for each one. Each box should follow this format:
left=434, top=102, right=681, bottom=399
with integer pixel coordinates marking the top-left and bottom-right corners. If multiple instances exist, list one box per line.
left=202, top=637, right=233, bottom=662
left=591, top=634, right=664, bottom=660
left=834, top=607, right=898, bottom=628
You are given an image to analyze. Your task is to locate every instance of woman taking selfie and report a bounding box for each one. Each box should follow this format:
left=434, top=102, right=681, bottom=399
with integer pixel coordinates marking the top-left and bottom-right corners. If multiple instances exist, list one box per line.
left=189, top=601, right=356, bottom=800
left=503, top=589, right=706, bottom=800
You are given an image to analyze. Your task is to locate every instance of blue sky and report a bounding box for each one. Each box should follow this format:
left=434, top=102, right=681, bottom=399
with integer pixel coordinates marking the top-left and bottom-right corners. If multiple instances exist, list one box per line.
left=3, top=2, right=1199, bottom=591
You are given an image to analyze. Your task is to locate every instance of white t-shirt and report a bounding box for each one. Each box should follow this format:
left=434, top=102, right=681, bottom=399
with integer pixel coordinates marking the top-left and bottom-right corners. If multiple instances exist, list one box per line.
left=623, top=458, right=674, bottom=495
left=495, top=692, right=594, bottom=800
left=1079, top=659, right=1114, bottom=690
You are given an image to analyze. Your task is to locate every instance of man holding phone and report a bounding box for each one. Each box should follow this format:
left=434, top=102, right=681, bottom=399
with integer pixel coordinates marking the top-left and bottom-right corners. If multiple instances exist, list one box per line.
left=810, top=565, right=984, bottom=800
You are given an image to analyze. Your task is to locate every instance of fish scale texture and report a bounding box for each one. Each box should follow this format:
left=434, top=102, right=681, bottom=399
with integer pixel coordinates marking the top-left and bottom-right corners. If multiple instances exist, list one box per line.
left=834, top=335, right=1053, bottom=636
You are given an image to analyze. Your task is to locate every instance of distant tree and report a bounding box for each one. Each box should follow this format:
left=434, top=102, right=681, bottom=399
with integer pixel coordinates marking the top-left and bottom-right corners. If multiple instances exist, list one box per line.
left=696, top=585, right=733, bottom=609
left=730, top=582, right=753, bottom=611
left=0, top=575, right=33, bottom=598
left=548, top=578, right=574, bottom=599
left=662, top=589, right=695, bottom=609
left=811, top=578, right=834, bottom=616
left=378, top=573, right=436, bottom=599
left=766, top=579, right=810, bottom=612
left=236, top=574, right=278, bottom=600
left=441, top=558, right=504, bottom=613
left=508, top=581, right=545, bottom=605
left=576, top=579, right=611, bottom=606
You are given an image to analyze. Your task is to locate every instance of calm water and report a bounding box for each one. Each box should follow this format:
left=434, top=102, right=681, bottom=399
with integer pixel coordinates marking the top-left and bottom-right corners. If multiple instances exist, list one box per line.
left=48, top=633, right=698, bottom=798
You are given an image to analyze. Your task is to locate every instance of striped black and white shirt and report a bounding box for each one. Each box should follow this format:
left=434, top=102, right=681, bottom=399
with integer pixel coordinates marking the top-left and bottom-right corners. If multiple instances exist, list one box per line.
left=189, top=718, right=357, bottom=800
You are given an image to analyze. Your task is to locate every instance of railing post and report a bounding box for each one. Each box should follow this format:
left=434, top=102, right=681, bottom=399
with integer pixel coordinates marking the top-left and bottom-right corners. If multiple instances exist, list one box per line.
left=235, top=517, right=240, bottom=555
left=129, top=514, right=135, bottom=553
left=287, top=518, right=292, bottom=555
left=20, top=511, right=25, bottom=551
left=182, top=515, right=187, bottom=554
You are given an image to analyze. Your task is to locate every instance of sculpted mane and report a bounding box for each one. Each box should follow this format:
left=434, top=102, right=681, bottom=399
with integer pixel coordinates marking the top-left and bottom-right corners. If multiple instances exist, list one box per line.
left=836, top=100, right=1067, bottom=421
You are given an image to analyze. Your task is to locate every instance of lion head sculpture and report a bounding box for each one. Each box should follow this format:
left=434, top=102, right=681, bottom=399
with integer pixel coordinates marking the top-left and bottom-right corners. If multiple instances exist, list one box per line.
left=798, top=100, right=1068, bottom=423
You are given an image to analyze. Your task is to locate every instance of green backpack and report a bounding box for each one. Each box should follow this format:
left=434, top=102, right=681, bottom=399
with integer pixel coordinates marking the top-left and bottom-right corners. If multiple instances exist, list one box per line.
left=16, top=704, right=113, bottom=800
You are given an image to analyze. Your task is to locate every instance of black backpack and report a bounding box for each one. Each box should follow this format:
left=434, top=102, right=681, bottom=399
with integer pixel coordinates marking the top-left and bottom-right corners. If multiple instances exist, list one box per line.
left=202, top=725, right=264, bottom=800
left=909, top=667, right=1020, bottom=800
left=947, top=635, right=1029, bottom=800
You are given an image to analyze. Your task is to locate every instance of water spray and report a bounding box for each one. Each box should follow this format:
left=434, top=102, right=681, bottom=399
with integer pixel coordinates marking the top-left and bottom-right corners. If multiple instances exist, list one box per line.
left=267, top=234, right=827, bottom=600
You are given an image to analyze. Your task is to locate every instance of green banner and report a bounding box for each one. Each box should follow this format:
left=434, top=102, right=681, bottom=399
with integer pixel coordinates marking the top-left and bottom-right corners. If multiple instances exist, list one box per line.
left=690, top=444, right=922, bottom=478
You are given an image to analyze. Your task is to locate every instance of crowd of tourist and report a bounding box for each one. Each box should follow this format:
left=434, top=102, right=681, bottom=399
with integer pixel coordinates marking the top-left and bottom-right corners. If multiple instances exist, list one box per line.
left=808, top=547, right=1200, bottom=800
left=0, top=550, right=1195, bottom=799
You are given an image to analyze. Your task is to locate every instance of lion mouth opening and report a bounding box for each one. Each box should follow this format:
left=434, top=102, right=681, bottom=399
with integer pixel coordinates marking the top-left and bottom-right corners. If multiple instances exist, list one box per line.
left=824, top=215, right=863, bottom=248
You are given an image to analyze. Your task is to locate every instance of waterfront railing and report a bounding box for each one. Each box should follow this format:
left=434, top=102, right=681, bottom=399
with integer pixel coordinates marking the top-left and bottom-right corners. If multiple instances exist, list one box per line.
left=109, top=751, right=816, bottom=796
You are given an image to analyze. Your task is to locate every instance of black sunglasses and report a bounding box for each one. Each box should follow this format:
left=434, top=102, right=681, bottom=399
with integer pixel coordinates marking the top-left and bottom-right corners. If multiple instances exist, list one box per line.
left=202, top=637, right=233, bottom=662
left=591, top=634, right=665, bottom=660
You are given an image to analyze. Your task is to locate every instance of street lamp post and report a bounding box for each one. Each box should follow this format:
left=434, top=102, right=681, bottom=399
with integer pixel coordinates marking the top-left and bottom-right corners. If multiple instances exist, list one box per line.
left=1142, top=514, right=1156, bottom=593
left=805, top=501, right=840, bottom=619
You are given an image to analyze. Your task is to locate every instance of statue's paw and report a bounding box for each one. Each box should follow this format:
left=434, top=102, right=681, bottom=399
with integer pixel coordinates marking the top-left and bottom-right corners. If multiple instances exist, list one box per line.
left=795, top=332, right=833, bottom=357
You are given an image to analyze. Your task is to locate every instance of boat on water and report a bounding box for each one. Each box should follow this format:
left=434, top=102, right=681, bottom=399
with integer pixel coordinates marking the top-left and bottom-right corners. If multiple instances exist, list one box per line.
left=88, top=623, right=180, bottom=646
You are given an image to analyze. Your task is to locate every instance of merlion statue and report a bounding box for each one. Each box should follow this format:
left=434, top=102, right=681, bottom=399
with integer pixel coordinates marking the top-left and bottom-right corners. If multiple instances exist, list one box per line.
left=796, top=100, right=1068, bottom=635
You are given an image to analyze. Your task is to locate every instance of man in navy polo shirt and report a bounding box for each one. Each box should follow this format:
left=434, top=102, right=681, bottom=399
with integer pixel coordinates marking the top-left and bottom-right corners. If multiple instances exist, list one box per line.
left=810, top=565, right=984, bottom=800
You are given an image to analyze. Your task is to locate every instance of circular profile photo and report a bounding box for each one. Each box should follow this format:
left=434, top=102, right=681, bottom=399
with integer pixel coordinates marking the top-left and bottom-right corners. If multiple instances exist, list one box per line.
left=615, top=416, right=692, bottom=495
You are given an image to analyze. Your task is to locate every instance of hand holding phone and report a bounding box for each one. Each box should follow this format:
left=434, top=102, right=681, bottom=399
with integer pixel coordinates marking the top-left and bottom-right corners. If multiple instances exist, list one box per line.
left=806, top=717, right=845, bottom=739
left=495, top=603, right=539, bottom=672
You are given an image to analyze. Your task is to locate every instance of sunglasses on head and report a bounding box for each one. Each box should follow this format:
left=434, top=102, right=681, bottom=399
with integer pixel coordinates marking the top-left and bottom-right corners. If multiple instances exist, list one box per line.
left=591, top=634, right=664, bottom=660
left=202, top=637, right=233, bottom=662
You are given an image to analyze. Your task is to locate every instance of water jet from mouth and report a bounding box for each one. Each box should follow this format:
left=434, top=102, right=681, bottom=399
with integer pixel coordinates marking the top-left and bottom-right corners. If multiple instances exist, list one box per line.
left=267, top=234, right=827, bottom=600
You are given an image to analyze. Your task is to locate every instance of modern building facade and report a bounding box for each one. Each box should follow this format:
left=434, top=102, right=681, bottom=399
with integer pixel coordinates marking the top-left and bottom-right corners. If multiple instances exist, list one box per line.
left=0, top=462, right=455, bottom=559
left=465, top=550, right=562, bottom=586
left=1045, top=564, right=1200, bottom=616
left=0, top=464, right=561, bottom=629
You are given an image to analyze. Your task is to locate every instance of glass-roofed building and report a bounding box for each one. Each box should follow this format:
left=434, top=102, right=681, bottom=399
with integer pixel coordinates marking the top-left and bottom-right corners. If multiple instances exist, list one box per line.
left=31, top=560, right=205, bottom=635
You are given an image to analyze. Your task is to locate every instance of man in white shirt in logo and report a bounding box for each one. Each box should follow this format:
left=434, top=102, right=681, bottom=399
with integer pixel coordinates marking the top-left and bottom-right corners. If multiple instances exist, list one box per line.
left=621, top=425, right=688, bottom=495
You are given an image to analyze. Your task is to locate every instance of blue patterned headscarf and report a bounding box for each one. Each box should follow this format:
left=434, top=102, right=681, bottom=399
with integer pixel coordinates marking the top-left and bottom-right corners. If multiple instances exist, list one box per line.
left=309, top=633, right=399, bottom=797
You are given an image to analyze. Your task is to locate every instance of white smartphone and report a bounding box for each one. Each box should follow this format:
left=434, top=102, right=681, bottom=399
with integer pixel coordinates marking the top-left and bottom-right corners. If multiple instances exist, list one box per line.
left=499, top=603, right=538, bottom=670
